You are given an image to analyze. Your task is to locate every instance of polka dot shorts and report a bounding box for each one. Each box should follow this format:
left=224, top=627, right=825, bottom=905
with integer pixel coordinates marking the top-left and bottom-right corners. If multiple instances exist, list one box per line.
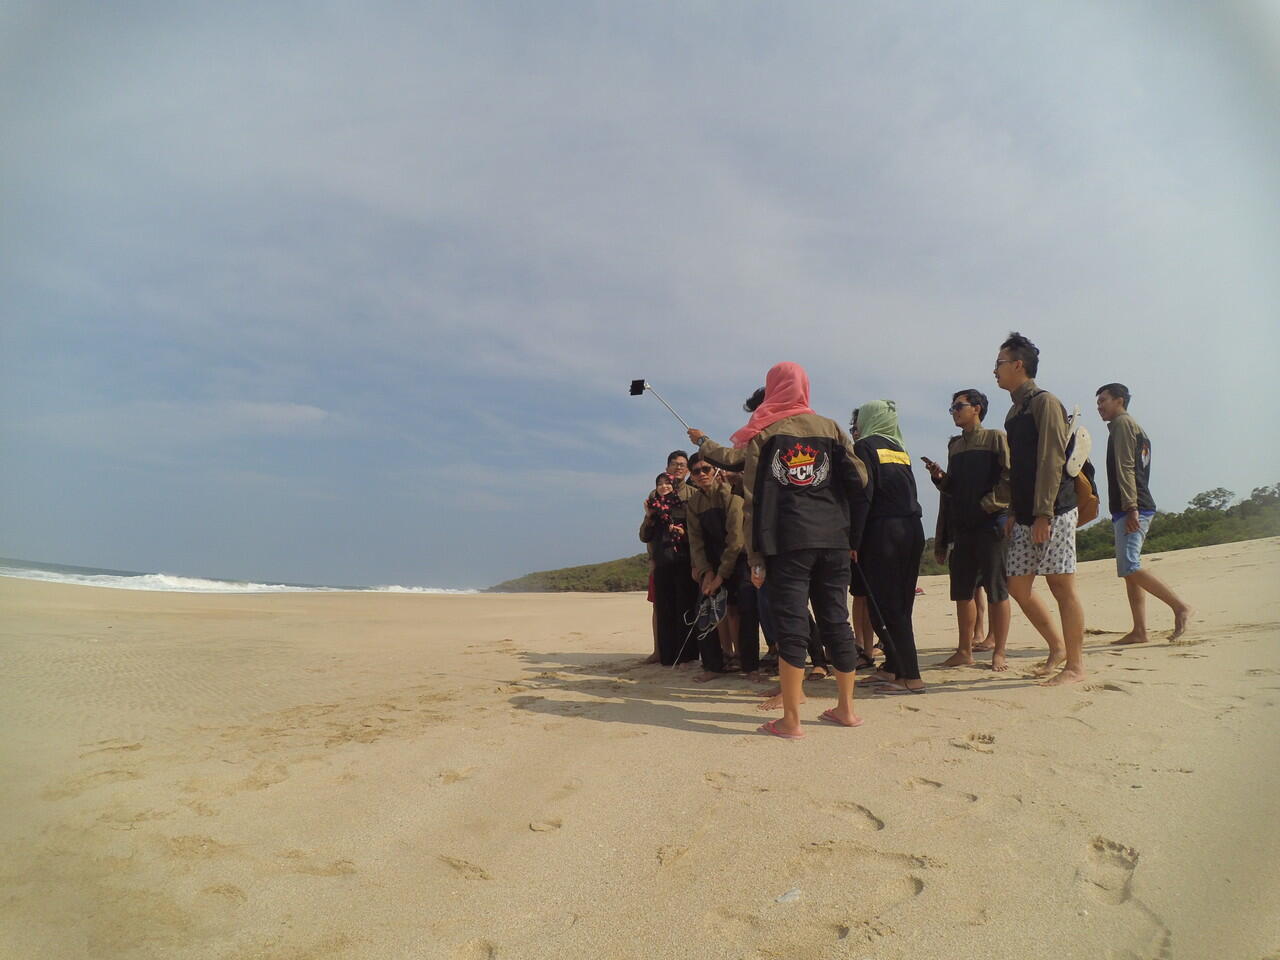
left=1005, top=508, right=1078, bottom=576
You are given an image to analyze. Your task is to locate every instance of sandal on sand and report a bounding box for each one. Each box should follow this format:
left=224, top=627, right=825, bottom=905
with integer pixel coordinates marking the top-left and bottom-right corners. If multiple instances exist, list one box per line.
left=819, top=709, right=864, bottom=728
left=879, top=684, right=926, bottom=695
left=758, top=719, right=805, bottom=740
left=855, top=652, right=877, bottom=671
left=805, top=669, right=830, bottom=682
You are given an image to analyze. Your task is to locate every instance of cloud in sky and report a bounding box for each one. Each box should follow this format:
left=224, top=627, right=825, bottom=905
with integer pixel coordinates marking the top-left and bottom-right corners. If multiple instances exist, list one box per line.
left=2, top=1, right=1278, bottom=587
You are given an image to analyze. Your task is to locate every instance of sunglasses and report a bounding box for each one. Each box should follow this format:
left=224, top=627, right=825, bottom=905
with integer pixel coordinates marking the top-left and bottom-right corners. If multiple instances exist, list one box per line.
left=949, top=402, right=974, bottom=413
left=690, top=466, right=715, bottom=475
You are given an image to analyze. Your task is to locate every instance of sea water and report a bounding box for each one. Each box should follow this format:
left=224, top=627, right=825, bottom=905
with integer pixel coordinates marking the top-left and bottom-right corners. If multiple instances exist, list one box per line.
left=0, top=558, right=476, bottom=595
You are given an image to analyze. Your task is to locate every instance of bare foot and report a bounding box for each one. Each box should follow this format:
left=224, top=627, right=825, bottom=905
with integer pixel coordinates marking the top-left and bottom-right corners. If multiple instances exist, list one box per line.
left=1030, top=656, right=1065, bottom=678
left=642, top=652, right=661, bottom=664
left=1111, top=631, right=1149, bottom=645
left=1170, top=606, right=1194, bottom=641
left=759, top=684, right=781, bottom=698
left=1041, top=667, right=1086, bottom=686
left=973, top=638, right=996, bottom=652
left=693, top=671, right=723, bottom=683
left=940, top=651, right=975, bottom=667
left=869, top=670, right=897, bottom=684
left=757, top=691, right=805, bottom=711
left=991, top=652, right=1008, bottom=672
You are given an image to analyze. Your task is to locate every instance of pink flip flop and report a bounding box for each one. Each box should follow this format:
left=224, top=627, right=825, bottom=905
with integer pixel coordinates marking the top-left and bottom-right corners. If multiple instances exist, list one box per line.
left=757, top=719, right=805, bottom=740
left=819, top=709, right=864, bottom=727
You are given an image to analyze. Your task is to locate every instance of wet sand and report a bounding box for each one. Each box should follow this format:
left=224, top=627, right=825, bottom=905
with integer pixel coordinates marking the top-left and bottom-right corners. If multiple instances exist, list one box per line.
left=2, top=538, right=1278, bottom=959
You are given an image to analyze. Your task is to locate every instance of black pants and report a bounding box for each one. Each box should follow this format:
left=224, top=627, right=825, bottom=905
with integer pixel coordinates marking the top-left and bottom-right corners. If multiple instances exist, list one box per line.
left=653, top=559, right=699, bottom=665
left=734, top=580, right=763, bottom=673
left=765, top=548, right=856, bottom=673
left=858, top=516, right=925, bottom=681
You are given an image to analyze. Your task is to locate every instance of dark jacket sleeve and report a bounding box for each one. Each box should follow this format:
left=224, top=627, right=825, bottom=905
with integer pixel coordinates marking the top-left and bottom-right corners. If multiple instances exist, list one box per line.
left=841, top=430, right=873, bottom=551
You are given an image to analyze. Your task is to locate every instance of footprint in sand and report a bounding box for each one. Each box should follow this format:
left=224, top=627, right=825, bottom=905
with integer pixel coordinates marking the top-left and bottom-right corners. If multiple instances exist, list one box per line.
left=657, top=844, right=687, bottom=865
left=278, top=849, right=357, bottom=876
left=435, top=767, right=477, bottom=785
left=201, top=883, right=248, bottom=905
left=451, top=941, right=497, bottom=960
left=950, top=733, right=995, bottom=754
left=529, top=819, right=562, bottom=832
left=903, top=778, right=979, bottom=802
left=41, top=767, right=143, bottom=800
left=813, top=799, right=885, bottom=831
left=1075, top=837, right=1173, bottom=958
left=1077, top=836, right=1138, bottom=905
left=439, top=855, right=490, bottom=880
left=166, top=835, right=236, bottom=859
left=704, top=771, right=769, bottom=794
left=79, top=740, right=144, bottom=758
left=1082, top=682, right=1130, bottom=695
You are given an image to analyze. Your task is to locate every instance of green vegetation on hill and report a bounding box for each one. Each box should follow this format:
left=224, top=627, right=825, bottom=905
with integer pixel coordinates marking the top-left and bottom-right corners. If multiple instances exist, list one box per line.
left=487, top=553, right=651, bottom=593
left=1074, top=483, right=1280, bottom=561
left=923, top=482, right=1280, bottom=574
left=489, top=484, right=1279, bottom=592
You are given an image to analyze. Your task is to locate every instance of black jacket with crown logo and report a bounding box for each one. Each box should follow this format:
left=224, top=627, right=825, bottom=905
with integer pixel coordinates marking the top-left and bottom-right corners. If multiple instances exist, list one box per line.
left=697, top=413, right=871, bottom=567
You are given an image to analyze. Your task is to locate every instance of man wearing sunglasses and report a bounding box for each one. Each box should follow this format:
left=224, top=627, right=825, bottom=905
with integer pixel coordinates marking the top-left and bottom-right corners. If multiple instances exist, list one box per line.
left=923, top=389, right=1012, bottom=671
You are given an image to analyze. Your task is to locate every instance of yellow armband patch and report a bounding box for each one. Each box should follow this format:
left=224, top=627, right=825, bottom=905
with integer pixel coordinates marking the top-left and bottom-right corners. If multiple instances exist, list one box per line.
left=877, top=448, right=911, bottom=465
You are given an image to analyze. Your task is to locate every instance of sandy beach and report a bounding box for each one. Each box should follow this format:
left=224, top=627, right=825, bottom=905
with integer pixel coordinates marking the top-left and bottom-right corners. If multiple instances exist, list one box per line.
left=2, top=539, right=1278, bottom=960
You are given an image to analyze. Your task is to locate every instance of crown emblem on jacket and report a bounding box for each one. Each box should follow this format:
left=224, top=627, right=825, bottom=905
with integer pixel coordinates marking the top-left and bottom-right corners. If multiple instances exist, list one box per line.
left=781, top=445, right=818, bottom=469
left=771, top=443, right=828, bottom=488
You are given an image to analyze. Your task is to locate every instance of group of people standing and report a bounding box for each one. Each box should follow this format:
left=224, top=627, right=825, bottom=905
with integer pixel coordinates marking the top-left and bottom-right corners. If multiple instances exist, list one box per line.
left=638, top=332, right=1193, bottom=740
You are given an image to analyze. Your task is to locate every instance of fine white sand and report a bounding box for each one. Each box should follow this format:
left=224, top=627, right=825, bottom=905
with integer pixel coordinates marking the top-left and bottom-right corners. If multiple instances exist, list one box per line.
left=2, top=539, right=1278, bottom=960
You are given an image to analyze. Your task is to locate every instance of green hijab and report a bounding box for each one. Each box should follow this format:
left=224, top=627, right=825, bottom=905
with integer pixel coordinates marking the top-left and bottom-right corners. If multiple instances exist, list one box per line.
left=854, top=399, right=908, bottom=453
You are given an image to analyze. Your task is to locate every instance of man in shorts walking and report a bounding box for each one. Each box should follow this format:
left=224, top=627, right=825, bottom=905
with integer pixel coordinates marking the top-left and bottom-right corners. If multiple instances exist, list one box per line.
left=1096, top=383, right=1193, bottom=643
left=995, top=332, right=1086, bottom=685
left=924, top=388, right=1012, bottom=671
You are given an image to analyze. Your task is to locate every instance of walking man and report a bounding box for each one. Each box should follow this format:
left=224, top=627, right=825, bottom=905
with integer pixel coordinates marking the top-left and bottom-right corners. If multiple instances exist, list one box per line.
left=1095, top=383, right=1193, bottom=643
left=995, top=332, right=1087, bottom=685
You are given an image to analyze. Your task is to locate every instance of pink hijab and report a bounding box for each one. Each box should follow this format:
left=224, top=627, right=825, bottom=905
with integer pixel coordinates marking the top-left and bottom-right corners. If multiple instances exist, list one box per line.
left=729, top=362, right=815, bottom=448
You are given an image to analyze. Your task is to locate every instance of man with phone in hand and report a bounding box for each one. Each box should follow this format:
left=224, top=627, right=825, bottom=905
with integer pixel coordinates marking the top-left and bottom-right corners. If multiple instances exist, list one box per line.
left=923, top=389, right=1012, bottom=671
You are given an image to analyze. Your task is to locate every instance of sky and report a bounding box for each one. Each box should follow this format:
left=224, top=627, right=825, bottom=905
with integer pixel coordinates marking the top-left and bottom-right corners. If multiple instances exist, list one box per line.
left=2, top=1, right=1278, bottom=589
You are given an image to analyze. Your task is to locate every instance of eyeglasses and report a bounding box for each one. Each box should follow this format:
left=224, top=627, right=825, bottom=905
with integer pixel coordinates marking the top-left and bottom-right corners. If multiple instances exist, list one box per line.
left=993, top=358, right=1017, bottom=370
left=690, top=466, right=714, bottom=475
left=948, top=402, right=973, bottom=413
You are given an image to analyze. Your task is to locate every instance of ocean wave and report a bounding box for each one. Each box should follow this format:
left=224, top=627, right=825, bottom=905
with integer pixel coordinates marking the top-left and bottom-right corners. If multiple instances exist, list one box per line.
left=0, top=563, right=477, bottom=595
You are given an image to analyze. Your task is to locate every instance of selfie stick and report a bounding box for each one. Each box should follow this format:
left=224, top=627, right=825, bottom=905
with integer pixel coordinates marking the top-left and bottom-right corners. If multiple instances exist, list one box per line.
left=629, top=379, right=691, bottom=431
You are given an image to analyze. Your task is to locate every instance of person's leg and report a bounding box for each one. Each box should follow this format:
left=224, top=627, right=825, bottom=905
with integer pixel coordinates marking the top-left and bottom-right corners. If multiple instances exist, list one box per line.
left=885, top=519, right=925, bottom=688
left=693, top=617, right=727, bottom=680
left=1118, top=573, right=1149, bottom=644
left=942, top=533, right=978, bottom=666
left=652, top=564, right=679, bottom=665
left=978, top=525, right=1011, bottom=670
left=1044, top=573, right=1086, bottom=684
left=989, top=598, right=1012, bottom=671
left=1006, top=574, right=1066, bottom=675
left=942, top=599, right=977, bottom=666
left=1005, top=521, right=1066, bottom=675
left=973, top=586, right=995, bottom=650
left=759, top=551, right=815, bottom=735
left=810, top=548, right=861, bottom=724
left=1129, top=569, right=1193, bottom=638
left=853, top=598, right=875, bottom=662
left=673, top=561, right=701, bottom=664
left=806, top=613, right=830, bottom=679
left=736, top=579, right=762, bottom=677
